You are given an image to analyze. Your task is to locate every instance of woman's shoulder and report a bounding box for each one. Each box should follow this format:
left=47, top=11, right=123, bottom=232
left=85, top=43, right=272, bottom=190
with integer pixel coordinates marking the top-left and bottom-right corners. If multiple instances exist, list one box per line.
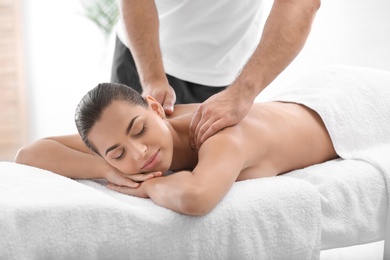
left=169, top=104, right=199, bottom=118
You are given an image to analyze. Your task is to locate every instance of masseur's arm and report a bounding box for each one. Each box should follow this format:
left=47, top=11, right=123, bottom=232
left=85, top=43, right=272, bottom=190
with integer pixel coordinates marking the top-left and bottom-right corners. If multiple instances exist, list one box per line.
left=119, top=0, right=175, bottom=114
left=14, top=134, right=160, bottom=187
left=190, top=0, right=321, bottom=149
left=108, top=134, right=245, bottom=216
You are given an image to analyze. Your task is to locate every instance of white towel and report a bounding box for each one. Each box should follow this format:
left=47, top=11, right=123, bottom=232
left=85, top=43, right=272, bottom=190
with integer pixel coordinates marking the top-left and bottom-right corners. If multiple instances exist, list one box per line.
left=269, top=65, right=390, bottom=256
left=0, top=161, right=321, bottom=260
left=287, top=158, right=386, bottom=250
left=269, top=65, right=390, bottom=158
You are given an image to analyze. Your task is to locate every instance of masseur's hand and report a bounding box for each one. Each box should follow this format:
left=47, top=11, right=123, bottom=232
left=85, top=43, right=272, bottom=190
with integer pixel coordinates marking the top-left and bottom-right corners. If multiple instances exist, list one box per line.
left=143, top=82, right=176, bottom=115
left=105, top=166, right=162, bottom=188
left=189, top=87, right=253, bottom=150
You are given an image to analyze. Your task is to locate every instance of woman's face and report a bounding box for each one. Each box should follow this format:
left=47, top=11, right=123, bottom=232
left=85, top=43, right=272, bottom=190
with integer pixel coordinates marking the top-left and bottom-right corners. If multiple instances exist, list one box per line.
left=88, top=97, right=173, bottom=175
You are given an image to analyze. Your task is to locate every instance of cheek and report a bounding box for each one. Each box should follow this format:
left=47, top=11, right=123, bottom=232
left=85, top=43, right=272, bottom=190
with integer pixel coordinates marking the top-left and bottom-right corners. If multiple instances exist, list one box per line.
left=106, top=159, right=138, bottom=175
left=154, top=123, right=172, bottom=146
left=158, top=125, right=174, bottom=158
left=156, top=118, right=170, bottom=135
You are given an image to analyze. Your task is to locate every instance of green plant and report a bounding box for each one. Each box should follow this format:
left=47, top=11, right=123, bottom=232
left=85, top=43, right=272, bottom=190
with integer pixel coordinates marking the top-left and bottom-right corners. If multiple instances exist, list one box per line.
left=81, top=0, right=119, bottom=40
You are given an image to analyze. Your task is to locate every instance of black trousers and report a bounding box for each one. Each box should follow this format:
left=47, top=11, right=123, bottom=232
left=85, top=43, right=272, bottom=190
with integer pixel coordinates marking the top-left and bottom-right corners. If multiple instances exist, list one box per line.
left=110, top=36, right=227, bottom=104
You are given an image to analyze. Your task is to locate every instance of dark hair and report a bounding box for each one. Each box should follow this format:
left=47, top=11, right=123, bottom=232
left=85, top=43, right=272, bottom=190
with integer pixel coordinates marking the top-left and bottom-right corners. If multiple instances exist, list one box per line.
left=75, top=83, right=147, bottom=153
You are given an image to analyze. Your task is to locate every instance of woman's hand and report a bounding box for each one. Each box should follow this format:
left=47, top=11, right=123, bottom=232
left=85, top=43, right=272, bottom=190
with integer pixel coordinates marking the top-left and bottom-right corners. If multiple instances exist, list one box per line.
left=105, top=166, right=162, bottom=188
left=106, top=180, right=153, bottom=198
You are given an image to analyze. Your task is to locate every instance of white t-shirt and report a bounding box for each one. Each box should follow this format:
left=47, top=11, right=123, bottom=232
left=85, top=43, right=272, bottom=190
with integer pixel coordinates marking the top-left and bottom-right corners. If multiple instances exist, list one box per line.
left=117, top=0, right=266, bottom=86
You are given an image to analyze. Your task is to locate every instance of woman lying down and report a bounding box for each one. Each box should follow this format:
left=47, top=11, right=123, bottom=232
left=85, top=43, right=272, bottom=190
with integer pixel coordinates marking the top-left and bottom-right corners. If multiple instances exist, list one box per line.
left=15, top=66, right=388, bottom=216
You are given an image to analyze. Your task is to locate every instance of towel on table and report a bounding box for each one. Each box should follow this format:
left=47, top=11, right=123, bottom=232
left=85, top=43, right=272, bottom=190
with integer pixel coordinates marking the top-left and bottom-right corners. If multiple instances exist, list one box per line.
left=268, top=65, right=390, bottom=255
left=287, top=158, right=386, bottom=250
left=0, top=161, right=321, bottom=260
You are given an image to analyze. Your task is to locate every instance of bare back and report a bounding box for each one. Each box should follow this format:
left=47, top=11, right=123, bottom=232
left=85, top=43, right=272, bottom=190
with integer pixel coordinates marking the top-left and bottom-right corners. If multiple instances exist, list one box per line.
left=168, top=101, right=337, bottom=181
left=234, top=102, right=337, bottom=180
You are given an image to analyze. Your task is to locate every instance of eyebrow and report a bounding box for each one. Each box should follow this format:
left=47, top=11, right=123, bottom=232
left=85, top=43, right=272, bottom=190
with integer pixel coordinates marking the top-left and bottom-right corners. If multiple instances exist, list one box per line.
left=104, top=115, right=139, bottom=156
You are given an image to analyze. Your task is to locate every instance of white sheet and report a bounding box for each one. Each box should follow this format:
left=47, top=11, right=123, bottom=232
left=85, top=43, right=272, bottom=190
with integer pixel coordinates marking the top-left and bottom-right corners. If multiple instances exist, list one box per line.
left=0, top=157, right=386, bottom=259
left=1, top=65, right=389, bottom=259
left=0, top=161, right=322, bottom=260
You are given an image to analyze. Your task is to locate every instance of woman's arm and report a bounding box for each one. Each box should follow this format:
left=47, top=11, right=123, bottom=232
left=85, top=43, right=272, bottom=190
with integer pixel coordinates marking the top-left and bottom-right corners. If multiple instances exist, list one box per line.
left=109, top=133, right=245, bottom=215
left=14, top=135, right=158, bottom=187
left=15, top=134, right=108, bottom=179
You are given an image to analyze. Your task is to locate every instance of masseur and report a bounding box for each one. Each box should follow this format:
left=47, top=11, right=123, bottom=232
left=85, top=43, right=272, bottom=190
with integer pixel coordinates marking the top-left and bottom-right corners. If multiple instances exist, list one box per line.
left=111, top=0, right=321, bottom=149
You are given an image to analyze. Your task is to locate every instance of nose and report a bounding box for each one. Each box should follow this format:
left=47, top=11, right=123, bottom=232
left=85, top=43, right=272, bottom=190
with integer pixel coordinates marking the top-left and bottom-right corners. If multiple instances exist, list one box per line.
left=128, top=140, right=147, bottom=161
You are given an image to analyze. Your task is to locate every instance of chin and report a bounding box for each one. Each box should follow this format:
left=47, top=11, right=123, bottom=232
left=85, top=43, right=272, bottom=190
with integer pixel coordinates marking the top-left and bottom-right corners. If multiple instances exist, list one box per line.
left=157, top=148, right=173, bottom=174
left=158, top=164, right=170, bottom=175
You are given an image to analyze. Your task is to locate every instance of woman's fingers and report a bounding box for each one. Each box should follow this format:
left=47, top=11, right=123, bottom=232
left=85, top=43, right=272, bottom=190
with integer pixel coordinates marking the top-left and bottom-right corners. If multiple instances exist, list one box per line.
left=106, top=168, right=162, bottom=188
left=107, top=173, right=140, bottom=188
left=107, top=182, right=148, bottom=198
left=125, top=171, right=163, bottom=183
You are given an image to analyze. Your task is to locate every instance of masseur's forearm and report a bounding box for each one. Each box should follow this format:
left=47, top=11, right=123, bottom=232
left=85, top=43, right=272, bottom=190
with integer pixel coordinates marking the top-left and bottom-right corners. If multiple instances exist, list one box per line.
left=231, top=0, right=321, bottom=100
left=14, top=139, right=109, bottom=179
left=119, top=0, right=168, bottom=88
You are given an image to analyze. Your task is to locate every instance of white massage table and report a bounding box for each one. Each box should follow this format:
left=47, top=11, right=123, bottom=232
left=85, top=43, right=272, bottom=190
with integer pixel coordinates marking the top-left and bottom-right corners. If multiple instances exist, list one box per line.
left=1, top=66, right=389, bottom=259
left=0, top=159, right=386, bottom=260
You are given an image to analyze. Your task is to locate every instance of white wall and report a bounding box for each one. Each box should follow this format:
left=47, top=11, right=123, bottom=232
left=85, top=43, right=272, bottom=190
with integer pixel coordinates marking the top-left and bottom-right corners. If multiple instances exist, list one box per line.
left=259, top=0, right=390, bottom=98
left=22, top=0, right=390, bottom=140
left=22, top=0, right=116, bottom=140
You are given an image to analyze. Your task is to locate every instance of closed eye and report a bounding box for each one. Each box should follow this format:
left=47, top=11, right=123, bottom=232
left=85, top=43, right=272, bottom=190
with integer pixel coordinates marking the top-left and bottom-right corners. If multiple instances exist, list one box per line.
left=134, top=125, right=147, bottom=137
left=114, top=149, right=126, bottom=161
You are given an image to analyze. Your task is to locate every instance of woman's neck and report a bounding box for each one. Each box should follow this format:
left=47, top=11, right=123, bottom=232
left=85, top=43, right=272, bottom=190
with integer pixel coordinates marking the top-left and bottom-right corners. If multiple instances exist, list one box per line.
left=164, top=104, right=199, bottom=171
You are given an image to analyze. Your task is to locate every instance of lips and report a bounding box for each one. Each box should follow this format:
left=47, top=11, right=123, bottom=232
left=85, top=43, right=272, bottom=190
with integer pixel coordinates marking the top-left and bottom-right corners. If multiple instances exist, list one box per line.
left=141, top=150, right=160, bottom=170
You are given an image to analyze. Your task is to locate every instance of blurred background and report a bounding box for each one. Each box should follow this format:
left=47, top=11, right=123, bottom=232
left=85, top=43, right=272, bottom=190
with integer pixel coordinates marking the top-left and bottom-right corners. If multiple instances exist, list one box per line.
left=3, top=0, right=390, bottom=157
left=1, top=0, right=389, bottom=258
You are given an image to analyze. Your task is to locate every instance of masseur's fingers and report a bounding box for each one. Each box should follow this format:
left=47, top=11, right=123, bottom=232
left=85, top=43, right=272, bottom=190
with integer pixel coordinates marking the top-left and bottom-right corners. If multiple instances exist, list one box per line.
left=193, top=116, right=214, bottom=150
left=142, top=83, right=176, bottom=115
left=195, top=118, right=226, bottom=150
left=190, top=101, right=227, bottom=150
left=161, top=88, right=176, bottom=115
left=189, top=106, right=203, bottom=149
left=193, top=109, right=205, bottom=147
left=190, top=87, right=254, bottom=150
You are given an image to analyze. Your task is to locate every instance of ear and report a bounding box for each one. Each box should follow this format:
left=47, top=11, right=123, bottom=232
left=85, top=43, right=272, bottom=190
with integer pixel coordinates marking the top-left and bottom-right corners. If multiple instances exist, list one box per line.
left=145, top=95, right=166, bottom=118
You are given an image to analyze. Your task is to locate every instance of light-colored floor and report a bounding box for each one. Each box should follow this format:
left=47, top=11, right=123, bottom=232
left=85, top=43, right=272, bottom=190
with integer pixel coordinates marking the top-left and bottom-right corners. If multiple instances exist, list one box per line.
left=321, top=241, right=384, bottom=260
